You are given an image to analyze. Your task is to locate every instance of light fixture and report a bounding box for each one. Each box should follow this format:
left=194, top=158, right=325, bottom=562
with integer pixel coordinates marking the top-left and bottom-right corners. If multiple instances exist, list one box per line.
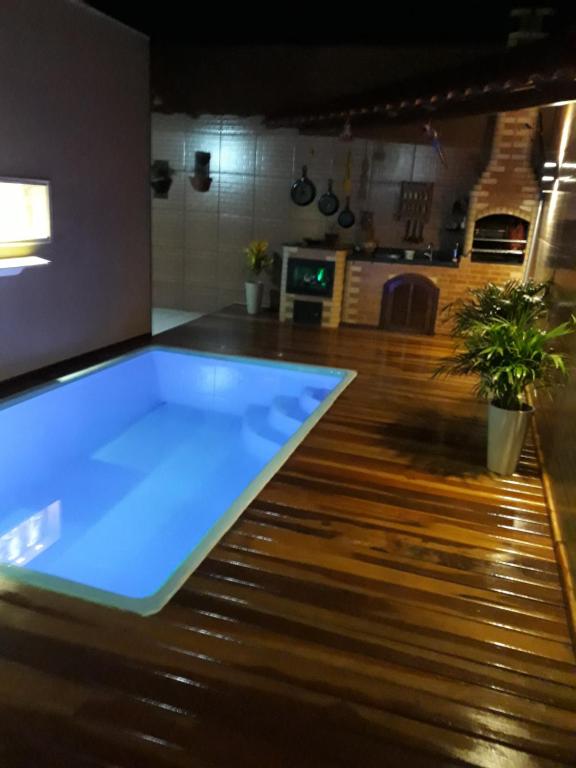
left=543, top=161, right=557, bottom=168
left=189, top=151, right=212, bottom=192
left=150, top=161, right=175, bottom=198
left=0, top=178, right=51, bottom=276
left=541, top=175, right=555, bottom=182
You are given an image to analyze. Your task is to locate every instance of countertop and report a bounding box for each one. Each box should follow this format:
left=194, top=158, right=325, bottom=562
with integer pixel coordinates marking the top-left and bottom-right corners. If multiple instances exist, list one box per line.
left=283, top=241, right=353, bottom=251
left=282, top=243, right=461, bottom=268
left=348, top=253, right=460, bottom=269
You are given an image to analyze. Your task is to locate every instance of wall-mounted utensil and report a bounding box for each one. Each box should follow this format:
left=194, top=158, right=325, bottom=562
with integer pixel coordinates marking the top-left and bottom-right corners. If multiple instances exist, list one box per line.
left=414, top=220, right=424, bottom=243
left=343, top=149, right=353, bottom=198
left=290, top=165, right=316, bottom=206
left=404, top=218, right=420, bottom=242
left=399, top=181, right=433, bottom=243
left=338, top=197, right=355, bottom=228
left=338, top=151, right=355, bottom=228
left=358, top=142, right=370, bottom=201
left=318, top=179, right=339, bottom=216
left=151, top=160, right=175, bottom=198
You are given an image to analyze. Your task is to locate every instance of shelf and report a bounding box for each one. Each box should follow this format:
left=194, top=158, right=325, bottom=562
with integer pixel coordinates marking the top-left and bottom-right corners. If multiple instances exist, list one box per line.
left=0, top=255, right=50, bottom=278
left=471, top=253, right=524, bottom=265
left=472, top=248, right=525, bottom=255
left=473, top=237, right=527, bottom=244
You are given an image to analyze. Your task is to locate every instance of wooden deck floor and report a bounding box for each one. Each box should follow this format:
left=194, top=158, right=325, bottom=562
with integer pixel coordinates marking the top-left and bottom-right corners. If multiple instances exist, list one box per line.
left=1, top=307, right=575, bottom=767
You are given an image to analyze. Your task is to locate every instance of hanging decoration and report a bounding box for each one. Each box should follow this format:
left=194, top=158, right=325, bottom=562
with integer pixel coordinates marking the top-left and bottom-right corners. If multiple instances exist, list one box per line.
left=423, top=121, right=447, bottom=167
left=339, top=119, right=353, bottom=142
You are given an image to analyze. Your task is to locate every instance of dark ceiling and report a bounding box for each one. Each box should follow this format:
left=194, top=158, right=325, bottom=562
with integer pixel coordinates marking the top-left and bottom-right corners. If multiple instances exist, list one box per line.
left=84, top=1, right=576, bottom=118
left=85, top=1, right=571, bottom=44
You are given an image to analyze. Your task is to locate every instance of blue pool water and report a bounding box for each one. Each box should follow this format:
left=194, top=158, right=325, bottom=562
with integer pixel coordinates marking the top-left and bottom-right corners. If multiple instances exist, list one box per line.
left=0, top=347, right=355, bottom=614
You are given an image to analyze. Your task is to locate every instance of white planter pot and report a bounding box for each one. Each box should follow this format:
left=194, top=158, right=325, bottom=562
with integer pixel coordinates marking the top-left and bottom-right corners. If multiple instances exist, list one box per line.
left=487, top=402, right=534, bottom=475
left=245, top=280, right=264, bottom=315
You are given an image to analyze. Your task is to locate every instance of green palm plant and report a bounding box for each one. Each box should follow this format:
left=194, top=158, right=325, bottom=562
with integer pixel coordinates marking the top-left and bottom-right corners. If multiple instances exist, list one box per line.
left=442, top=279, right=550, bottom=335
left=436, top=279, right=574, bottom=474
left=435, top=318, right=573, bottom=411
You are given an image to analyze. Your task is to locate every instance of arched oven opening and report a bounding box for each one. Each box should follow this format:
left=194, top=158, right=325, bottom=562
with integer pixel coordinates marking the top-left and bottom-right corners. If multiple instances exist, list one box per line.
left=471, top=214, right=529, bottom=265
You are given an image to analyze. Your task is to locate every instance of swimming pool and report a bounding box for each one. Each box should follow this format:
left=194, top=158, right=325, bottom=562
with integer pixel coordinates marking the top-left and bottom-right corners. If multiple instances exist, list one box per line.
left=0, top=347, right=355, bottom=614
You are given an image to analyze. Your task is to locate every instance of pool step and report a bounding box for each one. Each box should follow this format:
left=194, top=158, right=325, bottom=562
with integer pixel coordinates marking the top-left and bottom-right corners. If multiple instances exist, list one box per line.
left=299, top=387, right=330, bottom=415
left=242, top=405, right=287, bottom=459
left=269, top=396, right=308, bottom=435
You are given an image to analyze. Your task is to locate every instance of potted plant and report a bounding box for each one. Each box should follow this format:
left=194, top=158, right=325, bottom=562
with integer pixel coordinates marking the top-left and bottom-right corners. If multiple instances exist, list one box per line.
left=244, top=240, right=271, bottom=315
left=436, top=280, right=574, bottom=475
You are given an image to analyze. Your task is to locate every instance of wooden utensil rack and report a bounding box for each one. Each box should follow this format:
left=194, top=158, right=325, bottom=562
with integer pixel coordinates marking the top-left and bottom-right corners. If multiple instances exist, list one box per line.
left=398, top=181, right=434, bottom=244
left=398, top=182, right=434, bottom=222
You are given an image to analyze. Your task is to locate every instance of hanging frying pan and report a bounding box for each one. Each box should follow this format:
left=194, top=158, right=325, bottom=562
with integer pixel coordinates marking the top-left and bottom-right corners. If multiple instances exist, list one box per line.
left=338, top=197, right=355, bottom=228
left=318, top=179, right=339, bottom=216
left=290, top=165, right=316, bottom=206
left=337, top=150, right=355, bottom=228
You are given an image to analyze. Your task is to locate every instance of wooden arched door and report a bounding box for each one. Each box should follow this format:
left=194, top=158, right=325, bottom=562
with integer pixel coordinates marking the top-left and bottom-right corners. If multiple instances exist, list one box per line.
left=380, top=274, right=439, bottom=335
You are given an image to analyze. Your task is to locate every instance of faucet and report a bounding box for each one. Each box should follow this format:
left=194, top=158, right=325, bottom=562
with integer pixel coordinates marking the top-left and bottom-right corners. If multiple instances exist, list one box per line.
left=423, top=242, right=433, bottom=260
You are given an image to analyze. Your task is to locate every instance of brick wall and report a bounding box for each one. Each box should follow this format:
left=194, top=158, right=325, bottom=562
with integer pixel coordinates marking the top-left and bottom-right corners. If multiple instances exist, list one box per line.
left=343, top=259, right=523, bottom=332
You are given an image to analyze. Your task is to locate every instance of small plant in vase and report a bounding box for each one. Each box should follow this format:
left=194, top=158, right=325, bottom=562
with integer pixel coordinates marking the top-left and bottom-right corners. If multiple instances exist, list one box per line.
left=435, top=280, right=574, bottom=475
left=244, top=240, right=271, bottom=315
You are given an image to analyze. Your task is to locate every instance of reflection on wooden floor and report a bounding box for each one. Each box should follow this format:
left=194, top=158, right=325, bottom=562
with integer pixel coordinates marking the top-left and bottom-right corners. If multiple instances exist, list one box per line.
left=1, top=306, right=575, bottom=767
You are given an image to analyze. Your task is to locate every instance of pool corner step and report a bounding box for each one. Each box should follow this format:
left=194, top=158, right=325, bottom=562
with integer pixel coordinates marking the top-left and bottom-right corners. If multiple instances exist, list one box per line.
left=242, top=405, right=287, bottom=459
left=299, top=387, right=330, bottom=415
left=269, top=395, right=308, bottom=435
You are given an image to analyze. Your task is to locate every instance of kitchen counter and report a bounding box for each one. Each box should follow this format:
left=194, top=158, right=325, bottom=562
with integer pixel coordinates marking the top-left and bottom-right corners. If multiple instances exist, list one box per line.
left=282, top=241, right=353, bottom=252
left=283, top=243, right=461, bottom=268
left=348, top=247, right=460, bottom=269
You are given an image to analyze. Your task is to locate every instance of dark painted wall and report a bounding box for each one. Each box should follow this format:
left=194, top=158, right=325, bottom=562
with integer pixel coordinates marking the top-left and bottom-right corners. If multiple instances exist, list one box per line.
left=0, top=0, right=150, bottom=381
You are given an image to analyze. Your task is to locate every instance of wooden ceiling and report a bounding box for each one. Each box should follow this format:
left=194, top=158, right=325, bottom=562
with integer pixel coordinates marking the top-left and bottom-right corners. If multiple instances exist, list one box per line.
left=150, top=44, right=497, bottom=118
left=265, top=31, right=576, bottom=129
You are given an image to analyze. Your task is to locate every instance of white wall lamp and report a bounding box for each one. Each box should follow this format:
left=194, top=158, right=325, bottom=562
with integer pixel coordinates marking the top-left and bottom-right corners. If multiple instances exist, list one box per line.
left=0, top=178, right=51, bottom=277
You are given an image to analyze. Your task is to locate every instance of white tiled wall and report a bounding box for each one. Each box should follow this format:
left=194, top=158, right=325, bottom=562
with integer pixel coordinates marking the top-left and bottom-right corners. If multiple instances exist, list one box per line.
left=151, top=114, right=481, bottom=314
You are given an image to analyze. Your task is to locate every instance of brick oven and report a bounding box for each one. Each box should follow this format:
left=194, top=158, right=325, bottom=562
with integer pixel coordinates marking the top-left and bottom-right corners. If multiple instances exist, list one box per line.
left=464, top=107, right=540, bottom=267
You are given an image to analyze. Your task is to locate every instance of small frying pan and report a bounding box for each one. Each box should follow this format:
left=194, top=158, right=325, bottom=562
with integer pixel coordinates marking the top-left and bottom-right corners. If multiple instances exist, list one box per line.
left=318, top=179, right=339, bottom=216
left=290, top=165, right=316, bottom=206
left=338, top=197, right=355, bottom=229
